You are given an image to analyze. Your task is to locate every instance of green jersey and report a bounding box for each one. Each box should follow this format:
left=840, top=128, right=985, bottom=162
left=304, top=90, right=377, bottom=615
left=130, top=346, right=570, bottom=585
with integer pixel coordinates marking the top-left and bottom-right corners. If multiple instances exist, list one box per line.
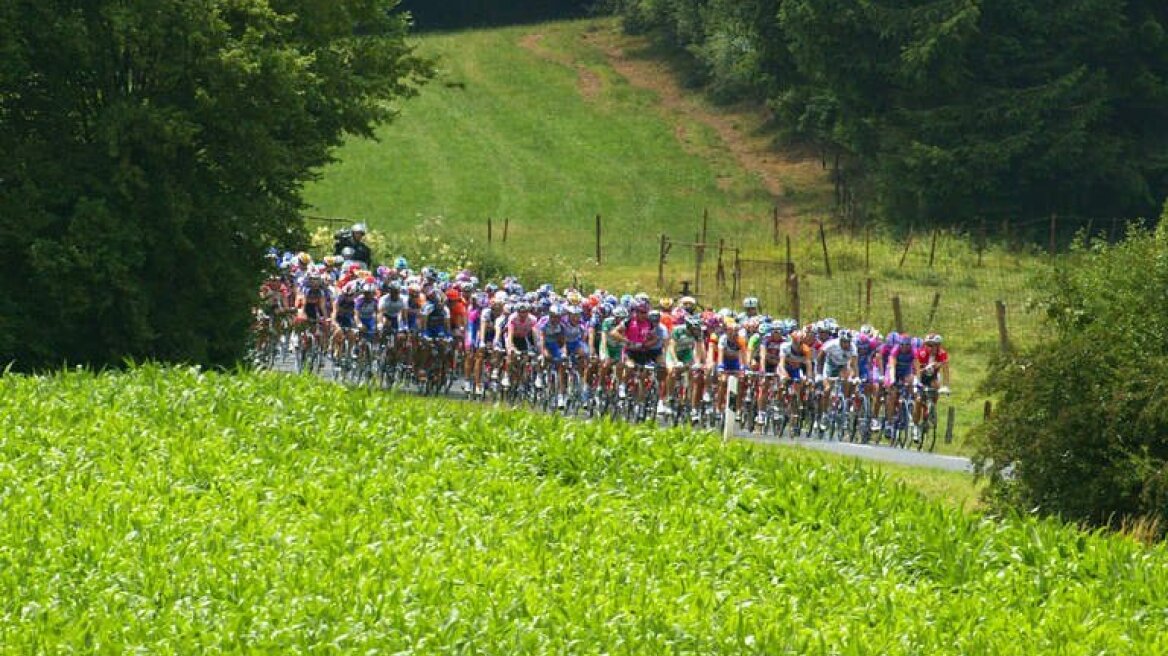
left=601, top=317, right=624, bottom=359
left=670, top=325, right=697, bottom=364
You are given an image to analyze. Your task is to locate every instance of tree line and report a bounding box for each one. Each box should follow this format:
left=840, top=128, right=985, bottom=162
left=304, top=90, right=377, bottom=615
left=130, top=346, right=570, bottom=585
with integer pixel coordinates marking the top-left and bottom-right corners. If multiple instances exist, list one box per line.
left=605, top=0, right=1168, bottom=231
left=399, top=0, right=594, bottom=30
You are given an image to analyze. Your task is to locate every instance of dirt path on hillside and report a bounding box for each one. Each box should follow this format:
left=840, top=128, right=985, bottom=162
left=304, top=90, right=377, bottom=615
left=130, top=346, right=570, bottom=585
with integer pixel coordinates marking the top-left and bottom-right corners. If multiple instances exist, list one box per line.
left=516, top=26, right=828, bottom=226
left=518, top=33, right=603, bottom=101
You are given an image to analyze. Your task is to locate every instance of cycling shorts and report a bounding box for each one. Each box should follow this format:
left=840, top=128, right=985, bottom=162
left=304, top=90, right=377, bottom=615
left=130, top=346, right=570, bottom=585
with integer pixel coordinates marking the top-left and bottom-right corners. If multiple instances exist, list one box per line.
left=510, top=335, right=535, bottom=352
left=336, top=315, right=355, bottom=330
left=628, top=349, right=661, bottom=367
left=784, top=365, right=804, bottom=381
left=359, top=317, right=377, bottom=336
left=424, top=326, right=449, bottom=339
left=719, top=358, right=742, bottom=373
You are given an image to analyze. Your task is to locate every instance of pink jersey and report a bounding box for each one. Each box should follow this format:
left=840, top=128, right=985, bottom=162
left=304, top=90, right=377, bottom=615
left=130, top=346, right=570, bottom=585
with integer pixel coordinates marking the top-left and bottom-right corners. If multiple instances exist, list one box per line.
left=624, top=317, right=653, bottom=346
left=507, top=313, right=536, bottom=338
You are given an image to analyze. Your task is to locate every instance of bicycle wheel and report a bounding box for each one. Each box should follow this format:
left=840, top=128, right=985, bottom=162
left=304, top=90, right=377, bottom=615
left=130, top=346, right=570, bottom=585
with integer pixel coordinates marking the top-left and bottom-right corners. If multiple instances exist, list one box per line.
left=918, top=401, right=939, bottom=451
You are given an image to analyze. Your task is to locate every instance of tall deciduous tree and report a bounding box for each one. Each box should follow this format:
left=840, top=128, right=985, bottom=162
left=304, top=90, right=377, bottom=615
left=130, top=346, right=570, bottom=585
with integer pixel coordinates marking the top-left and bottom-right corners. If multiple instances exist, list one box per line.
left=0, top=0, right=430, bottom=370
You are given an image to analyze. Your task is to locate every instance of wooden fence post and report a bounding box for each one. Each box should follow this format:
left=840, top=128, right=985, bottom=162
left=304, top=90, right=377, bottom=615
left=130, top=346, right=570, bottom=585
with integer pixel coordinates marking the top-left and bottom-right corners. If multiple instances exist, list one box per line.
left=995, top=300, right=1010, bottom=353
left=977, top=219, right=986, bottom=267
left=927, top=291, right=941, bottom=327
left=983, top=400, right=993, bottom=420
left=858, top=281, right=863, bottom=324
left=928, top=228, right=938, bottom=268
left=657, top=234, right=667, bottom=290
left=715, top=238, right=726, bottom=290
left=1110, top=217, right=1119, bottom=244
left=944, top=406, right=956, bottom=445
left=487, top=217, right=492, bottom=244
left=772, top=206, right=779, bottom=245
left=733, top=248, right=741, bottom=300
left=595, top=214, right=602, bottom=265
left=892, top=295, right=904, bottom=334
left=865, top=278, right=872, bottom=320
left=694, top=231, right=703, bottom=295
left=790, top=269, right=800, bottom=324
left=819, top=219, right=832, bottom=278
left=899, top=229, right=914, bottom=268
left=502, top=217, right=509, bottom=243
left=865, top=225, right=870, bottom=272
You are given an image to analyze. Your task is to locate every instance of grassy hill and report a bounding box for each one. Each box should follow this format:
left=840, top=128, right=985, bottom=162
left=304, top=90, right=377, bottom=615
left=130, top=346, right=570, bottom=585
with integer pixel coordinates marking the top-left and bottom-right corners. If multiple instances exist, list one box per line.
left=303, top=19, right=828, bottom=276
left=2, top=367, right=1164, bottom=653
left=303, top=18, right=1056, bottom=453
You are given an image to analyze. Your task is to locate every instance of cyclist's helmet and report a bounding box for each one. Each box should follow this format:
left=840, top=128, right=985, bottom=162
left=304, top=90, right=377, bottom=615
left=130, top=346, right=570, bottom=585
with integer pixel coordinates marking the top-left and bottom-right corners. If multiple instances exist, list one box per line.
left=742, top=296, right=760, bottom=309
left=925, top=333, right=943, bottom=345
left=566, top=305, right=583, bottom=316
left=634, top=292, right=650, bottom=303
left=611, top=306, right=628, bottom=319
left=633, top=299, right=651, bottom=313
left=307, top=271, right=322, bottom=284
left=516, top=302, right=532, bottom=313
left=659, top=297, right=674, bottom=310
left=685, top=315, right=703, bottom=329
left=548, top=303, right=563, bottom=316
left=896, top=333, right=913, bottom=346
left=837, top=329, right=853, bottom=342
left=351, top=223, right=367, bottom=235
left=648, top=309, right=662, bottom=322
left=717, top=307, right=734, bottom=319
left=679, top=296, right=696, bottom=309
left=758, top=321, right=773, bottom=336
left=394, top=256, right=409, bottom=270
left=361, top=282, right=377, bottom=294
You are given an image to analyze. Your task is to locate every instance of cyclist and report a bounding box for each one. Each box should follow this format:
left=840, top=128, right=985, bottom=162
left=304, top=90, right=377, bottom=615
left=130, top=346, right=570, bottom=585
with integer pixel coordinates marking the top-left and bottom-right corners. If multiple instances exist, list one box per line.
left=715, top=316, right=748, bottom=413
left=504, top=301, right=537, bottom=387
left=742, top=296, right=761, bottom=319
left=354, top=282, right=380, bottom=344
left=610, top=300, right=667, bottom=413
left=330, top=281, right=359, bottom=359
left=536, top=304, right=567, bottom=405
left=883, top=333, right=919, bottom=437
left=596, top=304, right=627, bottom=400
left=665, top=314, right=706, bottom=421
left=855, top=325, right=884, bottom=431
left=816, top=328, right=859, bottom=428
left=418, top=288, right=451, bottom=339
left=914, top=332, right=951, bottom=425
left=377, top=281, right=404, bottom=335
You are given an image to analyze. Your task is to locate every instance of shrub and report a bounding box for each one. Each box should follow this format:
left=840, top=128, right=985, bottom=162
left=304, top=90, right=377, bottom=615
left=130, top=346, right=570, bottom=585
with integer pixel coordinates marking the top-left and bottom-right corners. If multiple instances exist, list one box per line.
left=973, top=207, right=1168, bottom=536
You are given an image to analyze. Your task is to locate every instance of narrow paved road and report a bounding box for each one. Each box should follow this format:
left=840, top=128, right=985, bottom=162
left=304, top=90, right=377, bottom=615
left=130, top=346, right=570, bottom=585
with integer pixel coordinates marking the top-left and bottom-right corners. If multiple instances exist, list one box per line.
left=269, top=351, right=973, bottom=473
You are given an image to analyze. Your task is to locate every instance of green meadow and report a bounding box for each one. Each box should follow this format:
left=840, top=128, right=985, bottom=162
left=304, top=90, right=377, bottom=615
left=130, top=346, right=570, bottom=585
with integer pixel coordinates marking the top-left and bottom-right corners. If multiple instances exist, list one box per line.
left=2, top=367, right=1165, bottom=653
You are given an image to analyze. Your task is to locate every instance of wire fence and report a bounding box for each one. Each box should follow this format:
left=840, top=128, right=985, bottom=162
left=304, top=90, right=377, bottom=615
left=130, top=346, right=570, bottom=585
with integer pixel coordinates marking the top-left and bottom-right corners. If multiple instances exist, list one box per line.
left=653, top=215, right=1156, bottom=354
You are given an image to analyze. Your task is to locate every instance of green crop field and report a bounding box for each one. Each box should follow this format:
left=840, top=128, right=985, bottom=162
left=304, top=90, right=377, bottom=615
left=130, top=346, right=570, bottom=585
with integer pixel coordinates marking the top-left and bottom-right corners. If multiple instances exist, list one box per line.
left=2, top=367, right=1165, bottom=653
left=302, top=18, right=1062, bottom=454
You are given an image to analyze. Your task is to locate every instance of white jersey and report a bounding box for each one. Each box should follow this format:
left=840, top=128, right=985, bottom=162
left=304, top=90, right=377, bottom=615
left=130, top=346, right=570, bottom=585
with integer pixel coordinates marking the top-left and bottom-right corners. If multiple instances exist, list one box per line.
left=819, top=338, right=857, bottom=375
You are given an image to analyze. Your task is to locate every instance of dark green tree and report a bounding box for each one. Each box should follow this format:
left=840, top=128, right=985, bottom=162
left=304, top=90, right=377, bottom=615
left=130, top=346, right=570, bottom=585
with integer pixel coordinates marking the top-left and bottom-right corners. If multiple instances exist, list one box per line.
left=974, top=204, right=1168, bottom=534
left=0, top=0, right=430, bottom=370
